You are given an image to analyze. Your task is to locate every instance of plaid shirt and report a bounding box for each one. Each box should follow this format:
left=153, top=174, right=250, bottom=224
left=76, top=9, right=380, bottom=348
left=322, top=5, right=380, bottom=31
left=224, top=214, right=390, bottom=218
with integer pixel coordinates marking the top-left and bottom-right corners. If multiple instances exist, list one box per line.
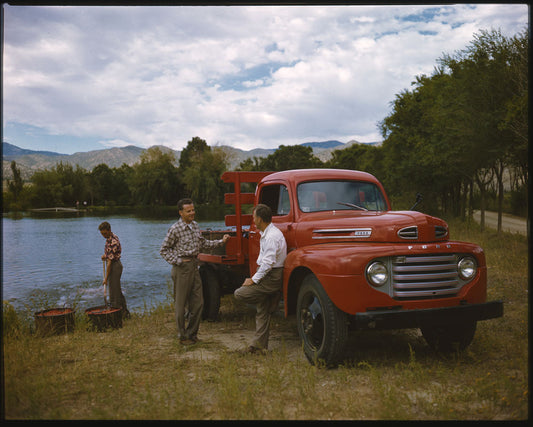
left=160, top=218, right=224, bottom=265
left=104, top=232, right=121, bottom=261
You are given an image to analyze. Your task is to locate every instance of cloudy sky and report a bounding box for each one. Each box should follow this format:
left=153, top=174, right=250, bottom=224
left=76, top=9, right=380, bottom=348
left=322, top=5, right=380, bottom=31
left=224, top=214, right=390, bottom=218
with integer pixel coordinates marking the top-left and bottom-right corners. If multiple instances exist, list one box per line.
left=2, top=3, right=529, bottom=154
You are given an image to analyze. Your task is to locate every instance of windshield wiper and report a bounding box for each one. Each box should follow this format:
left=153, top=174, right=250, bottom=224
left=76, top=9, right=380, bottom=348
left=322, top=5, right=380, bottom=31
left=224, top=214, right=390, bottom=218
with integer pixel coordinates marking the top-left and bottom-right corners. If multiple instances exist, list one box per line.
left=337, top=202, right=368, bottom=211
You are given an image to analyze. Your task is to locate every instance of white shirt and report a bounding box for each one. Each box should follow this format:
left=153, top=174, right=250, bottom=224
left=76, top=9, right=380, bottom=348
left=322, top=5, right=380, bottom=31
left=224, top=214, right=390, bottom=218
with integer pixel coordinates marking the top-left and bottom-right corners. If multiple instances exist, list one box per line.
left=252, top=222, right=287, bottom=283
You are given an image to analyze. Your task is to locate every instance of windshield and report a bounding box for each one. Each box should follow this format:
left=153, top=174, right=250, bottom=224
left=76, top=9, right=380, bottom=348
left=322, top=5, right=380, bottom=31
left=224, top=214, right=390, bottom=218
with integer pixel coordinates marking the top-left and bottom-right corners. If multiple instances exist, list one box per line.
left=297, top=180, right=387, bottom=212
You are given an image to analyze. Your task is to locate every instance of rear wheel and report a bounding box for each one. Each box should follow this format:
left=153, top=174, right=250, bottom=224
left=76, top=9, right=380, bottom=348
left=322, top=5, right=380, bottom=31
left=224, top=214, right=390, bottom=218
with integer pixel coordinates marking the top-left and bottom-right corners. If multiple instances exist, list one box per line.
left=200, top=265, right=221, bottom=321
left=296, top=274, right=349, bottom=367
left=421, top=320, right=477, bottom=353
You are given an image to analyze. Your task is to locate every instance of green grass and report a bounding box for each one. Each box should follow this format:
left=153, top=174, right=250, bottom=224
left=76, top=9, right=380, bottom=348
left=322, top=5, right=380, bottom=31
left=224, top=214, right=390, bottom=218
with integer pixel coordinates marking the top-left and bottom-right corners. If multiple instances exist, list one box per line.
left=2, top=220, right=528, bottom=420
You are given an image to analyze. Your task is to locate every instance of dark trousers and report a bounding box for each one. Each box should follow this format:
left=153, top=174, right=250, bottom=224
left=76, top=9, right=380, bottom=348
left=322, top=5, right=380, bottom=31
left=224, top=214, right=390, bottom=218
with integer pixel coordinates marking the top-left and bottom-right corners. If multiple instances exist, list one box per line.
left=234, top=268, right=283, bottom=349
left=108, top=260, right=128, bottom=314
left=171, top=260, right=204, bottom=340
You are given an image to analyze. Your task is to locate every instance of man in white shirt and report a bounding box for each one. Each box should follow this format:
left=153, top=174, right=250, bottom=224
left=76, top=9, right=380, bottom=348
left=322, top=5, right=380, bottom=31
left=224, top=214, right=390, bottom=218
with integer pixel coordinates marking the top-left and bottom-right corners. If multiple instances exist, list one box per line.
left=234, top=204, right=287, bottom=353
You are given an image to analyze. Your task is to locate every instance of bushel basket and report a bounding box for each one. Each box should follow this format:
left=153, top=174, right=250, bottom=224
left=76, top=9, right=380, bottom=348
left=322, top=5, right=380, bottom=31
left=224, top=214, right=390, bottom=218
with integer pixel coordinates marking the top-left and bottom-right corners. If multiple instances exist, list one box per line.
left=85, top=305, right=122, bottom=332
left=34, top=307, right=76, bottom=336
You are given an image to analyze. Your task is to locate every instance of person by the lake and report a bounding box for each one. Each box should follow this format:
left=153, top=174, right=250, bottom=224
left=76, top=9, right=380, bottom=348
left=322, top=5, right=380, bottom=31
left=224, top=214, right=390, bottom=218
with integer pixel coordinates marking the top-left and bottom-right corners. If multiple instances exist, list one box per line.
left=99, top=221, right=130, bottom=319
left=160, top=198, right=230, bottom=345
left=234, top=204, right=287, bottom=354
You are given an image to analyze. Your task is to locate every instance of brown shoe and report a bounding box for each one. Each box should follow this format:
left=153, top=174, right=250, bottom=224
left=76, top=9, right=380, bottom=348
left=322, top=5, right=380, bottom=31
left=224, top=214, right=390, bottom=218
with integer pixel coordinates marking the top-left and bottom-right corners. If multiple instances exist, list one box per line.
left=269, top=291, right=282, bottom=314
left=180, top=338, right=195, bottom=345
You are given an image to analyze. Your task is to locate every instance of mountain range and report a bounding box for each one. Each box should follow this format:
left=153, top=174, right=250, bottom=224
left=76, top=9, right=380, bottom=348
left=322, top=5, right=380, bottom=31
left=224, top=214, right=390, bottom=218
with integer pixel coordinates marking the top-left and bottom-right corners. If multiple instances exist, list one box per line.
left=2, top=139, right=378, bottom=181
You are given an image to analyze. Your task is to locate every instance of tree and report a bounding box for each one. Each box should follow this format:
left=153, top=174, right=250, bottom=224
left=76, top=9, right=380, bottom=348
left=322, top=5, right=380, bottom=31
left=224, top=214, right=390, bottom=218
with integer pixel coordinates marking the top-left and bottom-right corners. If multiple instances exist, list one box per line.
left=129, top=147, right=181, bottom=205
left=30, top=168, right=63, bottom=207
left=90, top=164, right=114, bottom=205
left=113, top=164, right=134, bottom=205
left=259, top=145, right=323, bottom=171
left=7, top=161, right=24, bottom=203
left=439, top=28, right=524, bottom=230
left=179, top=137, right=210, bottom=172
left=380, top=28, right=528, bottom=220
left=29, top=162, right=89, bottom=208
left=182, top=147, right=229, bottom=204
left=237, top=156, right=264, bottom=171
left=327, top=143, right=384, bottom=179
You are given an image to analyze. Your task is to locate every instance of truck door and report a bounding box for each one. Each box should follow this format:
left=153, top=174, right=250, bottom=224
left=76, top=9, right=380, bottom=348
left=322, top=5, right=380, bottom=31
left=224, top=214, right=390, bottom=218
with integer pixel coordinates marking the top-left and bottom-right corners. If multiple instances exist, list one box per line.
left=248, top=183, right=294, bottom=276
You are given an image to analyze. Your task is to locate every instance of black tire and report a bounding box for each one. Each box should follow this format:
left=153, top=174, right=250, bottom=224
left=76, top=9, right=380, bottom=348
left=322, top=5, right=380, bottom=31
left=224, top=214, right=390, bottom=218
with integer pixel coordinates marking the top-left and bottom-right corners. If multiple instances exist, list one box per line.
left=296, top=274, right=349, bottom=367
left=421, top=320, right=477, bottom=353
left=200, top=265, right=221, bottom=321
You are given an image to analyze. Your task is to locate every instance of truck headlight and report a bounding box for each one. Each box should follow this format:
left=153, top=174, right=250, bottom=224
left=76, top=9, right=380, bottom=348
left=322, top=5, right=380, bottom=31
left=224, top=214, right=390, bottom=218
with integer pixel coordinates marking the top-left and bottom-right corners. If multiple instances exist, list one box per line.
left=366, top=261, right=388, bottom=287
left=458, top=256, right=477, bottom=280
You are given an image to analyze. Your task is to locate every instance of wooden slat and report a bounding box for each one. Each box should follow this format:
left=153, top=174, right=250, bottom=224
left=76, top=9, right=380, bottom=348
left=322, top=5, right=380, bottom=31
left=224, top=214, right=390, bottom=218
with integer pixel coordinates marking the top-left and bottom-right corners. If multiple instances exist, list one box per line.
left=225, top=214, right=253, bottom=226
left=198, top=253, right=240, bottom=265
left=225, top=193, right=255, bottom=205
left=221, top=171, right=273, bottom=184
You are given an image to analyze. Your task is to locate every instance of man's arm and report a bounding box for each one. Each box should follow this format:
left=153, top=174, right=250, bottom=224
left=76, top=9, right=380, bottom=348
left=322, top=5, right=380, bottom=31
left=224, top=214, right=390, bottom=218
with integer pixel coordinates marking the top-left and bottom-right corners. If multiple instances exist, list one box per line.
left=199, top=233, right=231, bottom=250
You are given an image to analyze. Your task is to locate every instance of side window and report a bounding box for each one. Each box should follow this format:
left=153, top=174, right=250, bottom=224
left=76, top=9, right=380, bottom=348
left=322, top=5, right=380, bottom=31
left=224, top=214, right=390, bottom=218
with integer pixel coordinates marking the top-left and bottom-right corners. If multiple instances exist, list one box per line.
left=258, top=184, right=291, bottom=216
left=278, top=185, right=290, bottom=215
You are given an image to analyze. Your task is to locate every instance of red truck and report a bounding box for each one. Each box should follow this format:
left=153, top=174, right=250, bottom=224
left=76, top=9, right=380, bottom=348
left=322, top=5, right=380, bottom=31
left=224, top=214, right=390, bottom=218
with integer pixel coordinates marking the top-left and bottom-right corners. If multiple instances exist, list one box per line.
left=198, top=169, right=503, bottom=366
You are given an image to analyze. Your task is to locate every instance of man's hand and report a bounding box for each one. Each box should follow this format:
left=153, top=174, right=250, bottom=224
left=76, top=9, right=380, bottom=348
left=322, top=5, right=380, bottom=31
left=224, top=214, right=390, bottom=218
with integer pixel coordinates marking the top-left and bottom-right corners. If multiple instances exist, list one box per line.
left=242, top=278, right=254, bottom=287
left=222, top=234, right=231, bottom=244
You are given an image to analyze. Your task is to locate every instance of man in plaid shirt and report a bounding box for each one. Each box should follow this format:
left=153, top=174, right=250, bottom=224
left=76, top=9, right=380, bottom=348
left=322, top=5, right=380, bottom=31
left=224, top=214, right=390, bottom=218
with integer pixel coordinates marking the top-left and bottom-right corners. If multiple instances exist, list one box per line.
left=160, top=198, right=230, bottom=344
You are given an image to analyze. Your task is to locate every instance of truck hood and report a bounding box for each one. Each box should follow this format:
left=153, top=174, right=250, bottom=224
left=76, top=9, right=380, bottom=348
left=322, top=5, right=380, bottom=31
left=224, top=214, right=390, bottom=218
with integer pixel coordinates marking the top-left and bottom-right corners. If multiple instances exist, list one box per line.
left=295, top=210, right=449, bottom=245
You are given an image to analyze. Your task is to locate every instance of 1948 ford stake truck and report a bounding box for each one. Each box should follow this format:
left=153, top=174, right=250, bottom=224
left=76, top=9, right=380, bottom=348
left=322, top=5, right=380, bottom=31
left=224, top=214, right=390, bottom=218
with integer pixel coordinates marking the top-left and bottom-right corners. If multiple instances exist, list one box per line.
left=198, top=169, right=503, bottom=366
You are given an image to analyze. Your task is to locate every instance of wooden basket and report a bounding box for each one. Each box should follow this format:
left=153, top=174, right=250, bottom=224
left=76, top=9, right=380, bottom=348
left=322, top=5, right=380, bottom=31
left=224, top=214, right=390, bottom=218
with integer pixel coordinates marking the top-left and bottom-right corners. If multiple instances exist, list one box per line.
left=34, top=307, right=76, bottom=336
left=85, top=305, right=122, bottom=332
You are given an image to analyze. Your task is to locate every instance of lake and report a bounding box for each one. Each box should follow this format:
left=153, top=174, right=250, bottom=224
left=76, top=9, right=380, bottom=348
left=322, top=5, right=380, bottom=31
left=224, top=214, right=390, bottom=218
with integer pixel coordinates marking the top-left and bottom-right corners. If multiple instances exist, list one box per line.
left=2, top=213, right=226, bottom=314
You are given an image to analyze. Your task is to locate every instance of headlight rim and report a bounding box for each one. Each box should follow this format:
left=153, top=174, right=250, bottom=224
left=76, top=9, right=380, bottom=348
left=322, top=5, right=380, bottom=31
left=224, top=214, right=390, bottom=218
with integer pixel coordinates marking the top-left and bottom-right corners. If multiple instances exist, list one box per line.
left=458, top=255, right=477, bottom=281
left=366, top=260, right=389, bottom=287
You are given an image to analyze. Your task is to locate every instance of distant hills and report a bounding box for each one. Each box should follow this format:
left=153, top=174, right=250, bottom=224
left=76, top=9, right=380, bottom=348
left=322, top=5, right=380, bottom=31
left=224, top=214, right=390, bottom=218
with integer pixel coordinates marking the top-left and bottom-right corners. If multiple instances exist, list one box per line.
left=2, top=143, right=66, bottom=158
left=2, top=139, right=379, bottom=181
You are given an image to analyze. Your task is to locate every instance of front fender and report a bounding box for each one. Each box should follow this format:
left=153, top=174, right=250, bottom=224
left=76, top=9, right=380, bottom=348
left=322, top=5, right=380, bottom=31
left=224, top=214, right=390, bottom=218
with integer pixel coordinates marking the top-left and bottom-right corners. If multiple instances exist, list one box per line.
left=282, top=242, right=488, bottom=316
left=283, top=244, right=390, bottom=315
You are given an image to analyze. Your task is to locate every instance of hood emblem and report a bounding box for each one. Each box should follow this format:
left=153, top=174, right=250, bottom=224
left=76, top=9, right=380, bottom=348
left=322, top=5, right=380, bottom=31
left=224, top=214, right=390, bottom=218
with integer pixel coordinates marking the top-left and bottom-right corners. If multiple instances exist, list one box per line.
left=313, top=228, right=372, bottom=239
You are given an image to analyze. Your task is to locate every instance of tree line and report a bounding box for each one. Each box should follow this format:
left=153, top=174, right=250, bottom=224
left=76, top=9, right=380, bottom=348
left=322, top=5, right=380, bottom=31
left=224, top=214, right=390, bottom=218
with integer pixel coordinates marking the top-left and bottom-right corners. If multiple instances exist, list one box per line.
left=4, top=28, right=528, bottom=227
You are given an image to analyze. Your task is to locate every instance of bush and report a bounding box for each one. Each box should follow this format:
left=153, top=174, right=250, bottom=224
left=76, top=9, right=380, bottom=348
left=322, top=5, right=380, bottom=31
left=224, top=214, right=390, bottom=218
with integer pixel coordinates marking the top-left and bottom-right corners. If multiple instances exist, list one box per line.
left=2, top=301, right=29, bottom=337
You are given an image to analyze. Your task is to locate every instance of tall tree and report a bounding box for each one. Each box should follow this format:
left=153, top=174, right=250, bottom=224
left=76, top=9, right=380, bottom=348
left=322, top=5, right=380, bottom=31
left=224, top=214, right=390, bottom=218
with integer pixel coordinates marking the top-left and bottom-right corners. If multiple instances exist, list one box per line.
left=178, top=137, right=210, bottom=172
left=182, top=147, right=229, bottom=204
left=129, top=147, right=180, bottom=205
left=90, top=164, right=114, bottom=205
left=439, top=29, right=523, bottom=231
left=7, top=161, right=24, bottom=203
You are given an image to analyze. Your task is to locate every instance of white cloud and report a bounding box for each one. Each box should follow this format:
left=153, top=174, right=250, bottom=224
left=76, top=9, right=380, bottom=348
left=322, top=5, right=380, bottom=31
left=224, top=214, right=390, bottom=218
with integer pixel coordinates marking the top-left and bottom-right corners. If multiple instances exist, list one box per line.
left=2, top=4, right=528, bottom=154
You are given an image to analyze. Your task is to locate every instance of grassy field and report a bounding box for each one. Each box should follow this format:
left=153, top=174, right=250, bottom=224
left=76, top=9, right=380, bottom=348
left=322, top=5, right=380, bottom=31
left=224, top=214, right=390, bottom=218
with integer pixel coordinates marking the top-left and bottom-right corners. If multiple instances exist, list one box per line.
left=2, top=219, right=528, bottom=420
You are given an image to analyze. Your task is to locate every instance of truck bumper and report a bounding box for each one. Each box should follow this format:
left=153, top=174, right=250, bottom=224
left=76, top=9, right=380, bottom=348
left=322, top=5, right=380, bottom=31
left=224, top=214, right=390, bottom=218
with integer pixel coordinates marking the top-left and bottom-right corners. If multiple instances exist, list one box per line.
left=353, top=300, right=503, bottom=330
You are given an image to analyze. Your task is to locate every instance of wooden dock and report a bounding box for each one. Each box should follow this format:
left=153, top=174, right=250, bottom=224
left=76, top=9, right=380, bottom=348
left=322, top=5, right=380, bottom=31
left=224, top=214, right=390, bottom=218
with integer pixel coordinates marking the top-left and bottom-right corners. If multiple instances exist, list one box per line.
left=30, top=207, right=86, bottom=213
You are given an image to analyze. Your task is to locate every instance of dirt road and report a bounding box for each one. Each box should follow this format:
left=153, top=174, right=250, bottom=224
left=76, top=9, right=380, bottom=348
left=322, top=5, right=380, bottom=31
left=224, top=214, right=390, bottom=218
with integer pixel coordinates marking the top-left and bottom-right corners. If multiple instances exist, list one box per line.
left=472, top=210, right=528, bottom=235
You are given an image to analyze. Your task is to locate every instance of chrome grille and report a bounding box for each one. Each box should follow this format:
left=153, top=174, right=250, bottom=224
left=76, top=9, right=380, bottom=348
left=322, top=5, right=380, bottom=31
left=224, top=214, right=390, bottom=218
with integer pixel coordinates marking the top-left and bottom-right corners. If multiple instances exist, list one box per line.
left=392, top=254, right=459, bottom=299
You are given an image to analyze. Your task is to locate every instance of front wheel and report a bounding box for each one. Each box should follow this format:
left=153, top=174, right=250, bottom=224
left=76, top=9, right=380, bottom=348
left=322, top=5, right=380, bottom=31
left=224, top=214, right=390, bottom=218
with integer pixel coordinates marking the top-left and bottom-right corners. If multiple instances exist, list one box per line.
left=296, top=274, right=349, bottom=367
left=421, top=320, right=477, bottom=353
